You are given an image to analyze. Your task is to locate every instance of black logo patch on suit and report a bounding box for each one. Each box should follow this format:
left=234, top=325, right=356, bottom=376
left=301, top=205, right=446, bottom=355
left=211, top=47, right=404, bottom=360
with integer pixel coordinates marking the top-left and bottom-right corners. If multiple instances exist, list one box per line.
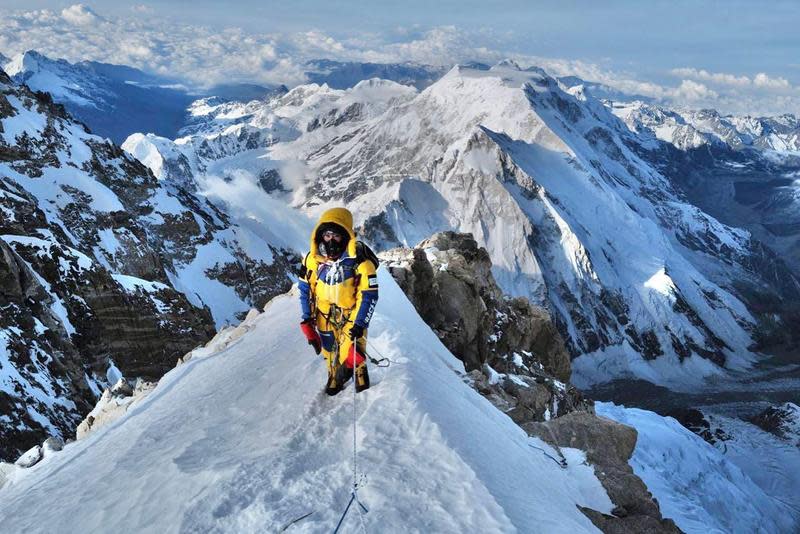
left=367, top=274, right=378, bottom=288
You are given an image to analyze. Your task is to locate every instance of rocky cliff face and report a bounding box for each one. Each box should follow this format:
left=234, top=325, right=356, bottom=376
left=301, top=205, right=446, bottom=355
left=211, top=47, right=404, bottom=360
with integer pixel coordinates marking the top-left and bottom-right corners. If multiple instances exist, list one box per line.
left=0, top=238, right=94, bottom=461
left=381, top=232, right=588, bottom=424
left=0, top=69, right=298, bottom=461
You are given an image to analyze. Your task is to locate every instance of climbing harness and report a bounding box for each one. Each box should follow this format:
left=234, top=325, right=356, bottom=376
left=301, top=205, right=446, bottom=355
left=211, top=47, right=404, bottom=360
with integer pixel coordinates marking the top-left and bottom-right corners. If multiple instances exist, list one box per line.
left=319, top=306, right=393, bottom=370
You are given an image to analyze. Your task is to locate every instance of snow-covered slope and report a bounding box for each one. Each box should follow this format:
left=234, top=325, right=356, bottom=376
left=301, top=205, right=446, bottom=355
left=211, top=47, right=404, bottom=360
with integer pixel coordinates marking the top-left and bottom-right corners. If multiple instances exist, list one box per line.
left=0, top=273, right=615, bottom=533
left=0, top=66, right=299, bottom=460
left=2, top=272, right=794, bottom=532
left=598, top=402, right=797, bottom=533
left=128, top=62, right=800, bottom=389
left=729, top=415, right=800, bottom=509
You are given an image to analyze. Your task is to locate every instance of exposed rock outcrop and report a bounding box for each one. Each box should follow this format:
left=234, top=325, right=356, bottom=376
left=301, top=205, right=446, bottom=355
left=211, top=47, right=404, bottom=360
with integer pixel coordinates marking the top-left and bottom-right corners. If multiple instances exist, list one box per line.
left=381, top=232, right=588, bottom=424
left=0, top=238, right=94, bottom=460
left=664, top=408, right=731, bottom=446
left=526, top=412, right=681, bottom=533
left=383, top=232, right=571, bottom=379
left=750, top=402, right=800, bottom=446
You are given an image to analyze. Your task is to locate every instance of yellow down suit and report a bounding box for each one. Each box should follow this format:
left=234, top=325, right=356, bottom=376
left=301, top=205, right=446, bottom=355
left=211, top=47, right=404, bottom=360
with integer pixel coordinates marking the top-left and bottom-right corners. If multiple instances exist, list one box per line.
left=298, top=208, right=378, bottom=391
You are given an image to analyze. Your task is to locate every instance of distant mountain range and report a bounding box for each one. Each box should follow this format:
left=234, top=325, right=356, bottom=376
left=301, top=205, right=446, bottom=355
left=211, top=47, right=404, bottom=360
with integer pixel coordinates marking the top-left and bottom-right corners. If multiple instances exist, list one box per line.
left=1, top=51, right=451, bottom=144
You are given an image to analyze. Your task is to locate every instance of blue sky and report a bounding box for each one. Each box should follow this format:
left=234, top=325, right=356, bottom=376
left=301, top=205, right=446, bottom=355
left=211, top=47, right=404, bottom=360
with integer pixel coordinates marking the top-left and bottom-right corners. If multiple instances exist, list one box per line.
left=2, top=1, right=800, bottom=114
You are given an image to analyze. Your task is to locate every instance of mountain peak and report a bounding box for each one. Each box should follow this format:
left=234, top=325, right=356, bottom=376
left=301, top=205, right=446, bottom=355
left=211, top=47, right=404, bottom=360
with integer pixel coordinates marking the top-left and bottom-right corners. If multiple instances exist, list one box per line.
left=492, top=58, right=523, bottom=71
left=5, top=50, right=62, bottom=77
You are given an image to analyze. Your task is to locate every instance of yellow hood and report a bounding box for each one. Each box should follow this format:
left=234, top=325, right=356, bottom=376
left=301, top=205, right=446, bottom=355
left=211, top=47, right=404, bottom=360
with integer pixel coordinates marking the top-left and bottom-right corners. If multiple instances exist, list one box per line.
left=311, top=207, right=357, bottom=258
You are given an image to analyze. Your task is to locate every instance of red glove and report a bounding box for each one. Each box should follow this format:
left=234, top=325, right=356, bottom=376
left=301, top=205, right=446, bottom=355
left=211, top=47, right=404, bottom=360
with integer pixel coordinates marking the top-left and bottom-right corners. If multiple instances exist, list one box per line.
left=300, top=320, right=321, bottom=354
left=344, top=344, right=366, bottom=369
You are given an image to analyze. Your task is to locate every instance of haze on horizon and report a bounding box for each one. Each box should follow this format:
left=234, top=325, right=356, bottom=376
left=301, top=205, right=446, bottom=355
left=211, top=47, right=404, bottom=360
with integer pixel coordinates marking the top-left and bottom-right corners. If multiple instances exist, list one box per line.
left=2, top=0, right=800, bottom=116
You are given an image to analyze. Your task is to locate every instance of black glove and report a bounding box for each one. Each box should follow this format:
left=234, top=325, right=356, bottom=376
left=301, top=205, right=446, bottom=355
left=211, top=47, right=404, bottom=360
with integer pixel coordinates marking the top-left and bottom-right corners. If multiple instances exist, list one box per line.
left=349, top=324, right=364, bottom=340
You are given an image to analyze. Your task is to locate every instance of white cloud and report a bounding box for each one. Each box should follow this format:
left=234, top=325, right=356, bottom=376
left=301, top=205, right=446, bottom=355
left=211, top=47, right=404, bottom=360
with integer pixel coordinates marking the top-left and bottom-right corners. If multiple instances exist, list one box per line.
left=672, top=79, right=718, bottom=101
left=61, top=4, right=100, bottom=25
left=130, top=5, right=154, bottom=15
left=1, top=5, right=798, bottom=115
left=670, top=67, right=750, bottom=87
left=671, top=67, right=792, bottom=92
left=753, top=72, right=790, bottom=89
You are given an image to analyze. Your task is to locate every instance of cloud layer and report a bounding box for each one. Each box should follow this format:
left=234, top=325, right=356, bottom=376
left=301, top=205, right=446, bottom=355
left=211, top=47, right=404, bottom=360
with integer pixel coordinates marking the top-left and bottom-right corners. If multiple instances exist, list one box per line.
left=2, top=4, right=799, bottom=116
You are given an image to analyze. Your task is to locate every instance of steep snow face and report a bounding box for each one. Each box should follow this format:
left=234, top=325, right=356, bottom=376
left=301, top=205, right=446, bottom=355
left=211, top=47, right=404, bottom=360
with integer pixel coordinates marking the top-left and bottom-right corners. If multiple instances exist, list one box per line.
left=597, top=403, right=798, bottom=533
left=611, top=99, right=800, bottom=278
left=0, top=68, right=300, bottom=460
left=0, top=273, right=615, bottom=533
left=125, top=62, right=800, bottom=389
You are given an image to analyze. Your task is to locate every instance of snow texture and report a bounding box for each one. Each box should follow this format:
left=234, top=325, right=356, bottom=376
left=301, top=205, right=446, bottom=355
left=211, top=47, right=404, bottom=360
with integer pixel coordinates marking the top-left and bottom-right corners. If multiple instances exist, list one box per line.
left=597, top=402, right=798, bottom=533
left=0, top=272, right=613, bottom=533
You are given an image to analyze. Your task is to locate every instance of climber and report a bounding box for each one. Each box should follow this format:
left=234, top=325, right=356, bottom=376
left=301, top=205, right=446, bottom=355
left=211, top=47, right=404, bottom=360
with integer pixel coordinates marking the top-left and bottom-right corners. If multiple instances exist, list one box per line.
left=298, top=207, right=379, bottom=396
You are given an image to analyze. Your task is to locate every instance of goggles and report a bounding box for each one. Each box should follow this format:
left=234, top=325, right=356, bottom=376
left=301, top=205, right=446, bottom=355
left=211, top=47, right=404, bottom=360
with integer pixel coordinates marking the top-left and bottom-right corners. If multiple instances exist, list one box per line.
left=322, top=230, right=345, bottom=242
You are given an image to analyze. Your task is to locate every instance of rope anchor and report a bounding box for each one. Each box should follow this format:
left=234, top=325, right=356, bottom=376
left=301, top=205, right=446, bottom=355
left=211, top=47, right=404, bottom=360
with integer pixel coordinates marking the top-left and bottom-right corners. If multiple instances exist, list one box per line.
left=333, top=490, right=369, bottom=534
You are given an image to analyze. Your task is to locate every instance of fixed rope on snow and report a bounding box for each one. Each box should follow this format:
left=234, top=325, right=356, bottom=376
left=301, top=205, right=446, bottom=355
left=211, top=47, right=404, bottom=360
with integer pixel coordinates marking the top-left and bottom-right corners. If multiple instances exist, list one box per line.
left=279, top=511, right=315, bottom=532
left=528, top=443, right=569, bottom=468
left=364, top=339, right=401, bottom=367
left=332, top=342, right=369, bottom=534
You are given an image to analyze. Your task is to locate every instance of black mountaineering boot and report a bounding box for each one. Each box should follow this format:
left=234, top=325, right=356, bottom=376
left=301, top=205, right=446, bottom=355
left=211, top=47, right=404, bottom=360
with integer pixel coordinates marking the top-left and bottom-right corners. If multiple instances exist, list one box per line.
left=355, top=364, right=370, bottom=393
left=334, top=364, right=353, bottom=390
left=325, top=372, right=341, bottom=396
